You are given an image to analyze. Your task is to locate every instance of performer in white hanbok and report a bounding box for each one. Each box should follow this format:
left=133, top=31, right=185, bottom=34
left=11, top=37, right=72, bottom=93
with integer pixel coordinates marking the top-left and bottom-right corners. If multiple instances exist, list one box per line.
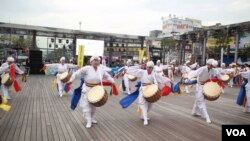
left=127, top=61, right=171, bottom=125
left=228, top=64, right=236, bottom=87
left=239, top=70, right=250, bottom=112
left=166, top=63, right=174, bottom=82
left=181, top=61, right=192, bottom=93
left=45, top=57, right=78, bottom=97
left=1, top=57, right=25, bottom=99
left=154, top=60, right=163, bottom=76
left=154, top=60, right=174, bottom=82
left=123, top=59, right=133, bottom=94
left=68, top=56, right=115, bottom=128
left=187, top=59, right=222, bottom=123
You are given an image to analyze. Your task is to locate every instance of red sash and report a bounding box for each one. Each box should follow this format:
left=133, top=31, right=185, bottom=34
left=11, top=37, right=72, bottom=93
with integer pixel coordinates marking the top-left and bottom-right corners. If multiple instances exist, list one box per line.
left=10, top=65, right=22, bottom=92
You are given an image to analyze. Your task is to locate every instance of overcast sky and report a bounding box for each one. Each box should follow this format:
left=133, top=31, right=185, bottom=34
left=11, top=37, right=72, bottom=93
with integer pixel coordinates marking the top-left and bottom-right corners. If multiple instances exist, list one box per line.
left=0, top=0, right=250, bottom=36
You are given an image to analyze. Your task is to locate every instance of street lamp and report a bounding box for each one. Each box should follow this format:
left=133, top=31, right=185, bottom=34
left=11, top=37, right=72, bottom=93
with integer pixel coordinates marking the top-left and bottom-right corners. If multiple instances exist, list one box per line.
left=79, top=21, right=82, bottom=31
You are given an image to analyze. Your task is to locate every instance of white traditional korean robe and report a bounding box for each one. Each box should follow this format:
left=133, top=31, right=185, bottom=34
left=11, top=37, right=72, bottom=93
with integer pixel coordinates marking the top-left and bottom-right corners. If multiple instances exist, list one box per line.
left=46, top=63, right=77, bottom=96
left=188, top=65, right=221, bottom=123
left=70, top=65, right=114, bottom=127
left=239, top=70, right=250, bottom=112
left=1, top=62, right=24, bottom=99
left=127, top=67, right=171, bottom=125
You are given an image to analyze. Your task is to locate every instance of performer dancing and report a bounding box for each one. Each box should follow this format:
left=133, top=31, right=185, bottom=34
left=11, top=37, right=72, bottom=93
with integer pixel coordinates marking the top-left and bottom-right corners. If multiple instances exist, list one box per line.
left=187, top=59, right=221, bottom=123
left=239, top=69, right=250, bottom=112
left=181, top=61, right=192, bottom=93
left=126, top=61, right=171, bottom=125
left=1, top=56, right=25, bottom=99
left=68, top=56, right=115, bottom=128
left=123, top=59, right=133, bottom=94
left=154, top=60, right=163, bottom=76
left=45, top=57, right=78, bottom=97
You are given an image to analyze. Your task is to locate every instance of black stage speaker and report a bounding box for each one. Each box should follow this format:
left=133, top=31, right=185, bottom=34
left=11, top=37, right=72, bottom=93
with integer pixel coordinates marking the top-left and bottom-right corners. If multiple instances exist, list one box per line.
left=29, top=50, right=43, bottom=74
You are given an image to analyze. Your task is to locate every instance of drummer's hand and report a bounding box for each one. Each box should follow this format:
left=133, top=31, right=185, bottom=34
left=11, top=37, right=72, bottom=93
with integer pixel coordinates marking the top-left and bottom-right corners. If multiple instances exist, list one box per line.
left=67, top=81, right=72, bottom=85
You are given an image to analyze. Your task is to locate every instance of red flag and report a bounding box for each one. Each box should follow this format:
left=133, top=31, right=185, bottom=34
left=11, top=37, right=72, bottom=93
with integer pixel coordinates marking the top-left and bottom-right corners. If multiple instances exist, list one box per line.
left=12, top=80, right=22, bottom=92
left=9, top=64, right=22, bottom=92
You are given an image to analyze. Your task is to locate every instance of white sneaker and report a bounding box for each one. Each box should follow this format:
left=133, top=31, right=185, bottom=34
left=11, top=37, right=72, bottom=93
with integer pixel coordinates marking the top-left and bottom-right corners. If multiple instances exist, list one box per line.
left=92, top=119, right=98, bottom=124
left=86, top=122, right=92, bottom=128
left=192, top=112, right=201, bottom=116
left=140, top=117, right=150, bottom=120
left=144, top=120, right=148, bottom=126
left=206, top=119, right=211, bottom=124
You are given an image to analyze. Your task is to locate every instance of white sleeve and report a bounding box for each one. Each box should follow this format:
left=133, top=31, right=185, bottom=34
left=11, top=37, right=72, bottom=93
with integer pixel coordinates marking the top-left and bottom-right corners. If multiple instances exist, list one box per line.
left=15, top=64, right=24, bottom=74
left=155, top=74, right=171, bottom=84
left=188, top=68, right=202, bottom=79
left=101, top=65, right=112, bottom=72
left=124, top=76, right=130, bottom=94
left=66, top=64, right=78, bottom=69
left=46, top=63, right=59, bottom=69
left=103, top=71, right=115, bottom=83
left=0, top=65, right=9, bottom=74
left=213, top=68, right=222, bottom=79
left=126, top=67, right=144, bottom=78
left=240, top=70, right=250, bottom=79
left=69, top=66, right=88, bottom=82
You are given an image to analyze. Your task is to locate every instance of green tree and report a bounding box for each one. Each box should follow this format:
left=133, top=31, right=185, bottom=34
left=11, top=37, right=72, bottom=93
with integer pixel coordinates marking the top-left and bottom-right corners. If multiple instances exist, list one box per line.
left=214, top=28, right=233, bottom=58
left=161, top=37, right=177, bottom=51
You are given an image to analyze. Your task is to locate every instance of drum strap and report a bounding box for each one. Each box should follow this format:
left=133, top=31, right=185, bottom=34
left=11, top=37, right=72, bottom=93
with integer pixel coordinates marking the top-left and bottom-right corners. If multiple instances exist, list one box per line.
left=142, top=83, right=151, bottom=86
left=85, top=82, right=101, bottom=87
left=98, top=67, right=103, bottom=86
left=152, top=72, right=158, bottom=85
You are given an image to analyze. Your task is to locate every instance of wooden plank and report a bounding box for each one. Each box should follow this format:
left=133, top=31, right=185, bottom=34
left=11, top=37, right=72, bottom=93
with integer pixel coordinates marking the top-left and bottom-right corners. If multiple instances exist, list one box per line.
left=31, top=82, right=38, bottom=141
left=19, top=86, right=34, bottom=141
left=40, top=76, right=53, bottom=141
left=42, top=78, right=61, bottom=141
left=39, top=79, right=49, bottom=141
left=4, top=92, right=28, bottom=141
left=24, top=86, right=35, bottom=141
left=0, top=88, right=25, bottom=141
left=36, top=80, right=42, bottom=141
left=12, top=84, right=31, bottom=141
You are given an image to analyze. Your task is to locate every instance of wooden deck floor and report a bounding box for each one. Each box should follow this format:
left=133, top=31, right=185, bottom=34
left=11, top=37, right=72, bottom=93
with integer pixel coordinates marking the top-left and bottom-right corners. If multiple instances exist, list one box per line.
left=0, top=75, right=250, bottom=141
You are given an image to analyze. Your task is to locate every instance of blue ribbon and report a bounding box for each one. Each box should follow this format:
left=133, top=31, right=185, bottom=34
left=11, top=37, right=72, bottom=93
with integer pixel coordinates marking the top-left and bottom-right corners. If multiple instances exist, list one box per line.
left=119, top=81, right=141, bottom=108
left=236, top=79, right=248, bottom=106
left=70, top=78, right=84, bottom=110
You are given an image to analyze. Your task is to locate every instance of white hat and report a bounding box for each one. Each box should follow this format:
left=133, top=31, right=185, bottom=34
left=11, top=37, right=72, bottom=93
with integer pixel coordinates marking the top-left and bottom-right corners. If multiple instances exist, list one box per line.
left=212, top=60, right=218, bottom=67
left=7, top=56, right=14, bottom=62
left=146, top=61, right=154, bottom=68
left=90, top=55, right=100, bottom=62
left=127, top=59, right=132, bottom=65
left=206, top=59, right=214, bottom=65
left=157, top=60, right=161, bottom=63
left=221, top=63, right=225, bottom=67
left=60, top=57, right=65, bottom=61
